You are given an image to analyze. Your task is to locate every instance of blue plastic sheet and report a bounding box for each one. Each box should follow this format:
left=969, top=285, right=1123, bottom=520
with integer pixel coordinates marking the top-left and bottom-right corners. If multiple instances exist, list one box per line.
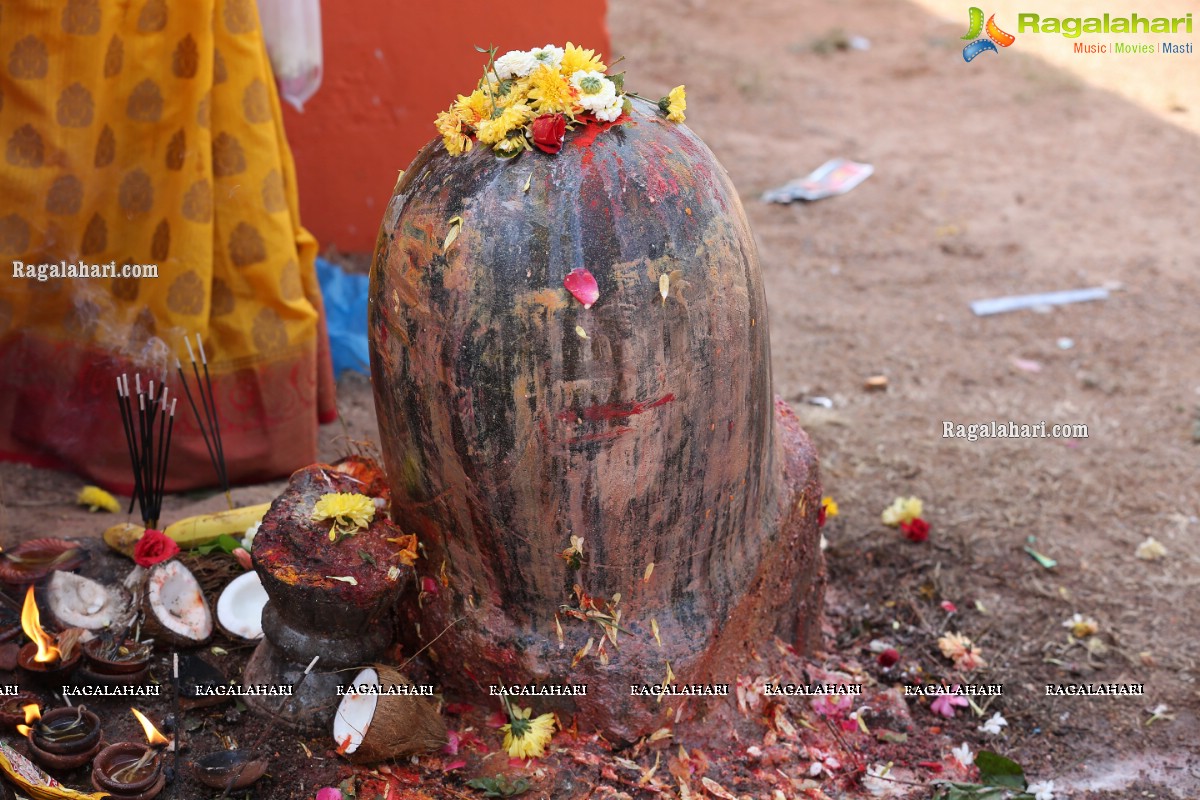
left=315, top=257, right=370, bottom=376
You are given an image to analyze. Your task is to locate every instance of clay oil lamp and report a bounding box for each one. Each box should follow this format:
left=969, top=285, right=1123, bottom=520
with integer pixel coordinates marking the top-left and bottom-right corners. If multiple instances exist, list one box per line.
left=91, top=708, right=170, bottom=800
left=192, top=749, right=269, bottom=791
left=82, top=636, right=153, bottom=684
left=18, top=703, right=103, bottom=770
left=16, top=586, right=80, bottom=685
left=0, top=691, right=40, bottom=727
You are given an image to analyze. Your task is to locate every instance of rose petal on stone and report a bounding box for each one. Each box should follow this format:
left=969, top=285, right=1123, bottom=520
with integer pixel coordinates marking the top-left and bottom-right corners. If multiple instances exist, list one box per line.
left=564, top=268, right=599, bottom=309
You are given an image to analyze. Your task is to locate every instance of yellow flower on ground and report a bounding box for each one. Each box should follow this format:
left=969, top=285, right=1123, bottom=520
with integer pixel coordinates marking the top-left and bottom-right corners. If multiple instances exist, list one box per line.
left=821, top=496, right=839, bottom=518
left=881, top=496, right=923, bottom=527
left=476, top=103, right=532, bottom=145
left=312, top=492, right=375, bottom=542
left=526, top=65, right=576, bottom=115
left=501, top=705, right=556, bottom=759
left=435, top=109, right=472, bottom=156
left=386, top=533, right=419, bottom=567
left=560, top=42, right=606, bottom=77
left=77, top=485, right=120, bottom=513
left=1062, top=613, right=1099, bottom=639
left=665, top=85, right=686, bottom=122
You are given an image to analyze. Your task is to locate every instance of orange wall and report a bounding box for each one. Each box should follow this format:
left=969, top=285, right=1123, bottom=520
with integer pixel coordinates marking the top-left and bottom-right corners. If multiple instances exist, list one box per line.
left=281, top=1, right=611, bottom=253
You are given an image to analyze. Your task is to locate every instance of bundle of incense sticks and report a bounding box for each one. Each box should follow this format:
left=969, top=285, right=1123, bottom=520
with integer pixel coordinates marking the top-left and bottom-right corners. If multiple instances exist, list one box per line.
left=116, top=373, right=176, bottom=528
left=176, top=333, right=232, bottom=508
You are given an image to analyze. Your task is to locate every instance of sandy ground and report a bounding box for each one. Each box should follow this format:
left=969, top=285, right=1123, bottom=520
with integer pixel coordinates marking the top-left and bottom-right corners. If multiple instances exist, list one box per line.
left=2, top=0, right=1198, bottom=796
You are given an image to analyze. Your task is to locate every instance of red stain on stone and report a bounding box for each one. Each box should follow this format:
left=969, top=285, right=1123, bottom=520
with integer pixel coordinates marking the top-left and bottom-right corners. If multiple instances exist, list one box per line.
left=581, top=392, right=675, bottom=422
left=571, top=114, right=632, bottom=150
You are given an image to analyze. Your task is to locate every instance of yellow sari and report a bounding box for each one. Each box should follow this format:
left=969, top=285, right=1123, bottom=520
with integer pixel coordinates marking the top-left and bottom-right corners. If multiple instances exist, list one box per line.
left=0, top=0, right=335, bottom=492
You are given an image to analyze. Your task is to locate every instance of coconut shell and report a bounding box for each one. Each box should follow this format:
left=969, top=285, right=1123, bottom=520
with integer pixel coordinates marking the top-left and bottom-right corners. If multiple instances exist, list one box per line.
left=42, top=572, right=133, bottom=634
left=339, top=665, right=446, bottom=763
left=139, top=560, right=213, bottom=647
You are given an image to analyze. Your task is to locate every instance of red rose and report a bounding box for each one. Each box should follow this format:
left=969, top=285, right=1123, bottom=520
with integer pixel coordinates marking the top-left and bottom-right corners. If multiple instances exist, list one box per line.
left=877, top=647, right=900, bottom=668
left=531, top=113, right=566, bottom=154
left=900, top=517, right=930, bottom=543
left=133, top=529, right=180, bottom=567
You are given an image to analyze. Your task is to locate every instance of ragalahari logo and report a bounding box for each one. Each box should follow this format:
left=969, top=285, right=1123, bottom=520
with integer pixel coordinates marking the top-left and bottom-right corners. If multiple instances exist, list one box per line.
left=962, top=7, right=1016, bottom=61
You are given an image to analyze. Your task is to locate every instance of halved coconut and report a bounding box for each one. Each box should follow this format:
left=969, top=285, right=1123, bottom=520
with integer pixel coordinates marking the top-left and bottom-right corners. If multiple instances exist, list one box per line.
left=43, top=571, right=133, bottom=633
left=142, top=560, right=212, bottom=646
left=215, top=571, right=268, bottom=640
left=332, top=665, right=446, bottom=763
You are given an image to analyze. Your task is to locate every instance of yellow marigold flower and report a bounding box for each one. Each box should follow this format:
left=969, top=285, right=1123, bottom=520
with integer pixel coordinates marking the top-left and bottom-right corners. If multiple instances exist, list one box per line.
left=502, top=706, right=556, bottom=759
left=560, top=42, right=606, bottom=77
left=312, top=492, right=375, bottom=542
left=77, top=485, right=119, bottom=513
left=881, top=496, right=923, bottom=527
left=476, top=103, right=531, bottom=145
left=821, top=496, right=839, bottom=518
left=453, top=89, right=491, bottom=126
left=665, top=85, right=686, bottom=122
left=436, top=109, right=472, bottom=156
left=526, top=65, right=576, bottom=115
left=386, top=533, right=419, bottom=567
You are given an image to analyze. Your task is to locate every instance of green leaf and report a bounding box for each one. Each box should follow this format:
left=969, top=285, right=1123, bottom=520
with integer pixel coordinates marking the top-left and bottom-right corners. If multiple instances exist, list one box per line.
left=609, top=72, right=625, bottom=92
left=358, top=549, right=376, bottom=566
left=466, top=776, right=531, bottom=797
left=216, top=534, right=242, bottom=553
left=975, top=750, right=1027, bottom=789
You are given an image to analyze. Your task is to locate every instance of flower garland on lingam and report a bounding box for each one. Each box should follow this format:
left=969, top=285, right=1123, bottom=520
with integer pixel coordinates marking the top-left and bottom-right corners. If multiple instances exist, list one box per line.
left=435, top=43, right=686, bottom=158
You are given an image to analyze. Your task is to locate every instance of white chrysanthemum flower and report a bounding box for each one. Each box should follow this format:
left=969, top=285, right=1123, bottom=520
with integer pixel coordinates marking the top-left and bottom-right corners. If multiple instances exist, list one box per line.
left=570, top=70, right=617, bottom=113
left=494, top=49, right=539, bottom=79
left=242, top=520, right=261, bottom=551
left=978, top=711, right=1008, bottom=735
left=529, top=44, right=564, bottom=69
left=594, top=94, right=624, bottom=122
left=1028, top=780, right=1056, bottom=800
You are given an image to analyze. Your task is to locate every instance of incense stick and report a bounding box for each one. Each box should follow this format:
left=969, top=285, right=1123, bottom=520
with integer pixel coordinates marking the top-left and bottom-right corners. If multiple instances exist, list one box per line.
left=115, top=373, right=176, bottom=528
left=179, top=335, right=232, bottom=508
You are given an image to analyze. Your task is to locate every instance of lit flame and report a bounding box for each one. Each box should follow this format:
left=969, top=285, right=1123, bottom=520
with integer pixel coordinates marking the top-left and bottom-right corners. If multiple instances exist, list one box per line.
left=131, top=708, right=171, bottom=747
left=16, top=703, right=41, bottom=737
left=20, top=586, right=60, bottom=664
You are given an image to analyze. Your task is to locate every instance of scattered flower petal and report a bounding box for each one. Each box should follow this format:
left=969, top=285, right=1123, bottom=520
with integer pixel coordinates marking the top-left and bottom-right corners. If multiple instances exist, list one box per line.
left=951, top=742, right=974, bottom=767
left=930, top=690, right=969, bottom=718
left=77, top=485, right=119, bottom=513
left=882, top=496, right=923, bottom=527
left=1136, top=536, right=1167, bottom=561
left=978, top=712, right=1008, bottom=735
left=564, top=268, right=600, bottom=309
left=1027, top=780, right=1056, bottom=800
left=901, top=517, right=930, bottom=542
left=1062, top=613, right=1099, bottom=639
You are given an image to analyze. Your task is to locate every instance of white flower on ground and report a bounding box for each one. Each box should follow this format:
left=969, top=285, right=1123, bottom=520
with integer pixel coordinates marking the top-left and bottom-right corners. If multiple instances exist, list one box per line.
left=1027, top=780, right=1055, bottom=800
left=978, top=711, right=1008, bottom=735
left=529, top=44, right=564, bottom=69
left=862, top=763, right=901, bottom=797
left=1062, top=613, right=1098, bottom=638
left=494, top=49, right=538, bottom=79
left=570, top=70, right=617, bottom=113
left=951, top=742, right=974, bottom=767
left=1135, top=536, right=1167, bottom=560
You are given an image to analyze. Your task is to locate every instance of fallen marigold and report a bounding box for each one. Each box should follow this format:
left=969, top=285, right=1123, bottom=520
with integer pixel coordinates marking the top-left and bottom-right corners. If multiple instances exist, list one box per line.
left=77, top=485, right=120, bottom=513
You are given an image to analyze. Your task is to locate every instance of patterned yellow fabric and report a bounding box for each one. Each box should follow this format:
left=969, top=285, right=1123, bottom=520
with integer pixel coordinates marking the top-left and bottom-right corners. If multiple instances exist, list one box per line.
left=0, top=0, right=335, bottom=490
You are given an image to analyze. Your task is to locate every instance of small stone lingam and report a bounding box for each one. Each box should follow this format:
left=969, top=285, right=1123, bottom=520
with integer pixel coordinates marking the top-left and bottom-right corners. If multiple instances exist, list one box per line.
left=19, top=705, right=103, bottom=771
left=90, top=709, right=170, bottom=800
left=244, top=458, right=414, bottom=730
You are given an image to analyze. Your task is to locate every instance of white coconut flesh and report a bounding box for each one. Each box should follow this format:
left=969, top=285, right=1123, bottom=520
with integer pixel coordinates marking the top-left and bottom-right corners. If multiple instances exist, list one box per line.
left=332, top=667, right=380, bottom=755
left=46, top=571, right=130, bottom=630
left=215, top=571, right=267, bottom=640
left=147, top=561, right=212, bottom=641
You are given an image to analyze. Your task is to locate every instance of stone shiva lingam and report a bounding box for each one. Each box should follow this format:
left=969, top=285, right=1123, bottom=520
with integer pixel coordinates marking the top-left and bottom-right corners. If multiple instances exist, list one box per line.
left=243, top=458, right=415, bottom=729
left=369, top=44, right=825, bottom=742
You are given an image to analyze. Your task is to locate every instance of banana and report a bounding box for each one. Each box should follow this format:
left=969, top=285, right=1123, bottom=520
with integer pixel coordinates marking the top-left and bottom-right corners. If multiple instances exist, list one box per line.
left=102, top=522, right=146, bottom=557
left=161, top=502, right=273, bottom=550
